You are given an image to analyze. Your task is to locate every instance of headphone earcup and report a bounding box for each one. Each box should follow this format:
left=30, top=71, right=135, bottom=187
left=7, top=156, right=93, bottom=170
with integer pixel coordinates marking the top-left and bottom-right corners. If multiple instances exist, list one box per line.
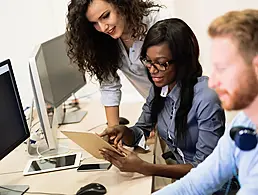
left=230, top=127, right=240, bottom=140
left=230, top=126, right=257, bottom=151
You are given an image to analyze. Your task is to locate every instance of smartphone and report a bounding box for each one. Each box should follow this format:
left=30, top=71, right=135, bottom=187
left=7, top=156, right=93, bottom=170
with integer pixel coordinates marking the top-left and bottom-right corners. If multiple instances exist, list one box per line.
left=77, top=163, right=112, bottom=172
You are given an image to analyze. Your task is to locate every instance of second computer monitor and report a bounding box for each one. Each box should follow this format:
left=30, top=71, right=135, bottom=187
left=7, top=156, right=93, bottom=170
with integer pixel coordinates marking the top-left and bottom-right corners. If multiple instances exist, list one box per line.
left=31, top=34, right=87, bottom=125
left=29, top=34, right=87, bottom=150
left=37, top=34, right=86, bottom=108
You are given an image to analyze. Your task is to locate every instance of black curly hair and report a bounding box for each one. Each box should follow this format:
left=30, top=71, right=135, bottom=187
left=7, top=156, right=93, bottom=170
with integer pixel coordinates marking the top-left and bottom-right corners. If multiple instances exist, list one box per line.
left=141, top=18, right=203, bottom=144
left=66, top=0, right=161, bottom=83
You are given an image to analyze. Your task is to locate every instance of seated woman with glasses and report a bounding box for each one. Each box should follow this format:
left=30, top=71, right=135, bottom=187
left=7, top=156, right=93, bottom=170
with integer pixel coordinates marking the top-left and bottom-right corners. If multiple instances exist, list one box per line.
left=99, top=18, right=225, bottom=179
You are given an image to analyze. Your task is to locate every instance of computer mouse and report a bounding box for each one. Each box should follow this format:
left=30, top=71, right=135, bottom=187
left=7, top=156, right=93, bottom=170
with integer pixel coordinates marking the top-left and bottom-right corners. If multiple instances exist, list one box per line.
left=119, top=117, right=129, bottom=125
left=76, top=183, right=107, bottom=195
left=105, top=117, right=130, bottom=125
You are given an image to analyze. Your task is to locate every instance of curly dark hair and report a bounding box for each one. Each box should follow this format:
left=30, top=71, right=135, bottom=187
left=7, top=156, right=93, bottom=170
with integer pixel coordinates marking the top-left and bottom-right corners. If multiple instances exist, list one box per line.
left=141, top=18, right=203, bottom=144
left=66, top=0, right=161, bottom=83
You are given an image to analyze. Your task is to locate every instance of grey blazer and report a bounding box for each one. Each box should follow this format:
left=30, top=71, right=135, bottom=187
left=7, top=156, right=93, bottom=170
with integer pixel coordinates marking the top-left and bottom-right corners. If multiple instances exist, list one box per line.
left=131, top=76, right=225, bottom=167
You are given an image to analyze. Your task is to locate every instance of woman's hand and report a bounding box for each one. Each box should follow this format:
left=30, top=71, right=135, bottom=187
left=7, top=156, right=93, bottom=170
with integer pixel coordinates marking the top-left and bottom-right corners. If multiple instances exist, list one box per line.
left=100, top=145, right=146, bottom=173
left=99, top=125, right=134, bottom=146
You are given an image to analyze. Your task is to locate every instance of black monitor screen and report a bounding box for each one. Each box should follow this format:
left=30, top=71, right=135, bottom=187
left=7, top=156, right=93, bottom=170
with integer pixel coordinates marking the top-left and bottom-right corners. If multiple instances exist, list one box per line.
left=0, top=59, right=30, bottom=160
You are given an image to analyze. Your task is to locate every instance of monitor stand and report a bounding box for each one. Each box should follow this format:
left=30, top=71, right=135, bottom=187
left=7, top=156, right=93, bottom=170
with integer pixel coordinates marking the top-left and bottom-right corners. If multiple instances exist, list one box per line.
left=61, top=110, right=87, bottom=125
left=27, top=138, right=69, bottom=157
left=0, top=185, right=29, bottom=195
left=54, top=106, right=87, bottom=125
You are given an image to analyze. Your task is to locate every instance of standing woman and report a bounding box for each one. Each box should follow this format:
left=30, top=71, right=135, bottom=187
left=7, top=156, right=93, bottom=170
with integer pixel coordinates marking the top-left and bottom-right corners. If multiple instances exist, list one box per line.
left=66, top=0, right=173, bottom=126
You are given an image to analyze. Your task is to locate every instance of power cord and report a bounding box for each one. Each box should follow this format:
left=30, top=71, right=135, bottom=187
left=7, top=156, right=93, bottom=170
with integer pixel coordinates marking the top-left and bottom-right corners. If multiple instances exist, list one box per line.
left=30, top=121, right=40, bottom=130
left=36, top=144, right=51, bottom=158
left=34, top=140, right=82, bottom=159
left=87, top=123, right=107, bottom=132
left=77, top=90, right=98, bottom=100
left=64, top=94, right=80, bottom=110
left=0, top=170, right=23, bottom=175
left=61, top=103, right=67, bottom=125
left=68, top=93, right=79, bottom=106
left=0, top=186, right=75, bottom=195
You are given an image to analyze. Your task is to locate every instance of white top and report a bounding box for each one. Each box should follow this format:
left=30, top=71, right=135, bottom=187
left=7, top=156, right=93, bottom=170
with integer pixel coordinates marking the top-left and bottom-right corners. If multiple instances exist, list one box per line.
left=99, top=8, right=174, bottom=106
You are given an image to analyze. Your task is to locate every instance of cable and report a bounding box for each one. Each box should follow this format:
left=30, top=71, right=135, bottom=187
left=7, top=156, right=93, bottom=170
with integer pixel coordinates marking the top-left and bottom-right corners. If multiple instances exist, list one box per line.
left=58, top=103, right=67, bottom=127
left=58, top=144, right=82, bottom=151
left=36, top=144, right=51, bottom=158
left=77, top=90, right=98, bottom=99
left=28, top=98, right=35, bottom=132
left=30, top=121, right=40, bottom=129
left=0, top=186, right=75, bottom=195
left=72, top=93, right=79, bottom=105
left=23, top=106, right=30, bottom=112
left=0, top=170, right=23, bottom=175
left=80, top=155, right=95, bottom=162
left=87, top=123, right=107, bottom=132
left=35, top=142, right=80, bottom=159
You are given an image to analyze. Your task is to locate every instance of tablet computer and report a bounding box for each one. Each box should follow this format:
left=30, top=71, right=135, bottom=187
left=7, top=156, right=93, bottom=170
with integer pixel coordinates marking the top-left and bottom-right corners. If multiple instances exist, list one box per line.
left=23, top=152, right=81, bottom=176
left=61, top=131, right=124, bottom=159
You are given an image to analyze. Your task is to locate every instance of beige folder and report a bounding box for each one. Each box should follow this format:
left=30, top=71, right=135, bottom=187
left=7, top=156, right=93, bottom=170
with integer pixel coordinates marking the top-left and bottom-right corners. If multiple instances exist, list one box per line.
left=61, top=130, right=123, bottom=159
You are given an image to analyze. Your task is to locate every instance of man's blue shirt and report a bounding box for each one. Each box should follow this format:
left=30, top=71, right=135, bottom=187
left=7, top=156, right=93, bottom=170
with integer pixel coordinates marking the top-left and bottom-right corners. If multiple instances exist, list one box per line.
left=153, top=111, right=258, bottom=195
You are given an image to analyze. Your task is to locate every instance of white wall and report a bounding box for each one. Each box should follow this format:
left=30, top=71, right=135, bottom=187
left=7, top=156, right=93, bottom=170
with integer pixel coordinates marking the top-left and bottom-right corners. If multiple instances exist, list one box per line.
left=167, top=0, right=258, bottom=75
left=167, top=0, right=258, bottom=122
left=0, top=0, right=68, bottom=108
left=1, top=0, right=257, bottom=112
left=49, top=0, right=70, bottom=35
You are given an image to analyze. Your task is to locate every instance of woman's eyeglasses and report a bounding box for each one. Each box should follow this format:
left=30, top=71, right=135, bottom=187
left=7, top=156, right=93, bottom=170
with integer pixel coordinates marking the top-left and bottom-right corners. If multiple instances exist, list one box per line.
left=140, top=57, right=175, bottom=71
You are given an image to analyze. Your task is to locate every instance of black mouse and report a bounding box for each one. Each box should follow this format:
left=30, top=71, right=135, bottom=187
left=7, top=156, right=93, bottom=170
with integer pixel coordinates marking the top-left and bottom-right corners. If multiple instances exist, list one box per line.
left=76, top=183, right=107, bottom=195
left=105, top=117, right=130, bottom=125
left=119, top=117, right=129, bottom=125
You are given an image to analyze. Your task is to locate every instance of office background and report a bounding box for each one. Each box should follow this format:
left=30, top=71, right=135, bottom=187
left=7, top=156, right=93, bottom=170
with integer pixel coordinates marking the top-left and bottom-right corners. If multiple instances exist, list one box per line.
left=0, top=0, right=257, bottom=121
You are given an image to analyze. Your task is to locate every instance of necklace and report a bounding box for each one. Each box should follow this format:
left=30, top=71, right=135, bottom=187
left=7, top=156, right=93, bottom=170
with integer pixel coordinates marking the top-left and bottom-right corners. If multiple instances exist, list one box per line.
left=121, top=33, right=135, bottom=42
left=121, top=37, right=133, bottom=42
left=123, top=38, right=132, bottom=42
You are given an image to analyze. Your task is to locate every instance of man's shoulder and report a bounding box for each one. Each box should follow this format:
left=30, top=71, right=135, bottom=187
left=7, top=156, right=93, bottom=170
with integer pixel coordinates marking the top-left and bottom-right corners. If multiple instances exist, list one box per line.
left=230, top=111, right=256, bottom=129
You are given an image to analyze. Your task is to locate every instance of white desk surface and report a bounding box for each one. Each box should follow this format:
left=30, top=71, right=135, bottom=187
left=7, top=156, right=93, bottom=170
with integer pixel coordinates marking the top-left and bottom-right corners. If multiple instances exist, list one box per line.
left=0, top=100, right=155, bottom=195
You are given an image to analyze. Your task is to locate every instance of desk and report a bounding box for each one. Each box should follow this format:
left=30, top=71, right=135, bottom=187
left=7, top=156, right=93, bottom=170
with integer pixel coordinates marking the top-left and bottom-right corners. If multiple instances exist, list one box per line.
left=0, top=100, right=155, bottom=195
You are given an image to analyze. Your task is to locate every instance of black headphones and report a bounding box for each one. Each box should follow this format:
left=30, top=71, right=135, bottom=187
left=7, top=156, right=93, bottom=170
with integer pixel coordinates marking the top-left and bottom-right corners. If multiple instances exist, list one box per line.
left=230, top=126, right=257, bottom=151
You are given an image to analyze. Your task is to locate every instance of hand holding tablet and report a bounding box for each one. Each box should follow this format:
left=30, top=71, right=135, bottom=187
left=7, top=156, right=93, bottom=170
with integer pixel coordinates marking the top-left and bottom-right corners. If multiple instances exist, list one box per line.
left=61, top=131, right=124, bottom=159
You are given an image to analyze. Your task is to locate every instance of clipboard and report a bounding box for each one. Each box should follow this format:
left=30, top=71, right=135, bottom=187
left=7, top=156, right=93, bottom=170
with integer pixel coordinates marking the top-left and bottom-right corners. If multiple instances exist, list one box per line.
left=61, top=130, right=123, bottom=159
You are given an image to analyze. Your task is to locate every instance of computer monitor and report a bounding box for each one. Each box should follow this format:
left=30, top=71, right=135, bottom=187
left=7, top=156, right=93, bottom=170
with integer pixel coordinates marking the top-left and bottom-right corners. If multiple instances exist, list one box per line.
left=30, top=33, right=87, bottom=125
left=28, top=33, right=87, bottom=152
left=0, top=59, right=30, bottom=193
left=38, top=34, right=86, bottom=108
left=29, top=62, right=57, bottom=150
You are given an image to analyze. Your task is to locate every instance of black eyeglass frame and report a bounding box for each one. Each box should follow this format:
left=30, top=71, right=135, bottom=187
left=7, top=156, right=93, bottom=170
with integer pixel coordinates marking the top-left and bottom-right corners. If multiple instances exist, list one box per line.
left=140, top=57, right=176, bottom=71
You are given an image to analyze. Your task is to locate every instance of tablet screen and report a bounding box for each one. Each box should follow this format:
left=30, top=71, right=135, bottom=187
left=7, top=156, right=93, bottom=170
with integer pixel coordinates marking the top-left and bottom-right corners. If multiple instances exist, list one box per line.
left=25, top=153, right=80, bottom=175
